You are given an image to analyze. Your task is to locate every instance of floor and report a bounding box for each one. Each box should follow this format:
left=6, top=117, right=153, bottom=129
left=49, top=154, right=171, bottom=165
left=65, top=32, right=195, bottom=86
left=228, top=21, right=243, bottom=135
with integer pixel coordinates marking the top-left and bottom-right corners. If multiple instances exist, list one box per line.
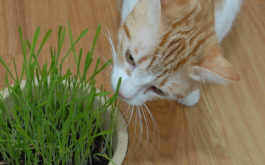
left=0, top=0, right=265, bottom=164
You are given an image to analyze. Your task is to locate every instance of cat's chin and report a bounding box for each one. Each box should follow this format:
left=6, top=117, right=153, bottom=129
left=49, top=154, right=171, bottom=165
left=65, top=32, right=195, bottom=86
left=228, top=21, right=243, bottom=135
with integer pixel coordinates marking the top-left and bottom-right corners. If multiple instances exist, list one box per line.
left=119, top=97, right=145, bottom=106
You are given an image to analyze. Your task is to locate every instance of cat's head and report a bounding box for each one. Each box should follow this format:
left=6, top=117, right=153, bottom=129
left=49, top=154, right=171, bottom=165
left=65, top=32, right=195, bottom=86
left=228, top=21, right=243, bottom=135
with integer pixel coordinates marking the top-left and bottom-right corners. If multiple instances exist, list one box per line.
left=111, top=0, right=239, bottom=105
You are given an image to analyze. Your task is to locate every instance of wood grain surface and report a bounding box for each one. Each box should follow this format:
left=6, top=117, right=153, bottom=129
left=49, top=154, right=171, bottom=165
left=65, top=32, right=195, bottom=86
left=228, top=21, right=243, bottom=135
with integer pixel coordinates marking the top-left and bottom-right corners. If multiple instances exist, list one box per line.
left=0, top=0, right=264, bottom=164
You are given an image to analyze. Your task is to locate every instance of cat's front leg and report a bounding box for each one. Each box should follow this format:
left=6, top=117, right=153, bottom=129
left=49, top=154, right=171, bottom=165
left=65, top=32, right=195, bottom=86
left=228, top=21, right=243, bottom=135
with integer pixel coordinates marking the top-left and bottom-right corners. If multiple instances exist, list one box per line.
left=177, top=89, right=200, bottom=107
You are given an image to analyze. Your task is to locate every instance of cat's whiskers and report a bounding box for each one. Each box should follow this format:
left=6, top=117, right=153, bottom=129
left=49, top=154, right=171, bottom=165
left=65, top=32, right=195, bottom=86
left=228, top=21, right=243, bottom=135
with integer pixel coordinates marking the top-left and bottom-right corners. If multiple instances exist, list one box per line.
left=140, top=105, right=149, bottom=143
left=124, top=104, right=160, bottom=160
left=106, top=27, right=118, bottom=64
left=135, top=106, right=152, bottom=162
left=129, top=106, right=139, bottom=156
left=127, top=105, right=135, bottom=126
left=129, top=104, right=160, bottom=159
left=137, top=106, right=143, bottom=138
left=123, top=104, right=131, bottom=119
left=135, top=107, right=143, bottom=150
left=123, top=105, right=135, bottom=127
left=125, top=105, right=146, bottom=158
left=129, top=107, right=142, bottom=154
left=139, top=105, right=150, bottom=153
left=143, top=103, right=160, bottom=150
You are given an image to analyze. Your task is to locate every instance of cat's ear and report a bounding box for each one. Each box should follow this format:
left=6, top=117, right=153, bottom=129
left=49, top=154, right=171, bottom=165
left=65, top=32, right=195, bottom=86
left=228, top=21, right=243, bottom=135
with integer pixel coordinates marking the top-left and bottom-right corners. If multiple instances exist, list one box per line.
left=128, top=0, right=161, bottom=47
left=190, top=44, right=240, bottom=83
left=145, top=0, right=161, bottom=26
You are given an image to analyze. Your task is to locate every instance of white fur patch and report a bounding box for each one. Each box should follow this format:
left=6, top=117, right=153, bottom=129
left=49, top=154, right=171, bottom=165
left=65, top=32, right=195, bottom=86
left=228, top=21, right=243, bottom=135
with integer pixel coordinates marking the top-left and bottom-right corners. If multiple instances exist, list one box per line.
left=178, top=89, right=200, bottom=107
left=215, top=0, right=242, bottom=42
left=121, top=0, right=139, bottom=23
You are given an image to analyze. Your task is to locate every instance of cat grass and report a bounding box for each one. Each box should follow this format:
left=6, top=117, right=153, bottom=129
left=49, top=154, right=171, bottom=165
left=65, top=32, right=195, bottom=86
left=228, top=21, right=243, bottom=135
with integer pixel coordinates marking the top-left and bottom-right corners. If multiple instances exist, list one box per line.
left=0, top=22, right=121, bottom=164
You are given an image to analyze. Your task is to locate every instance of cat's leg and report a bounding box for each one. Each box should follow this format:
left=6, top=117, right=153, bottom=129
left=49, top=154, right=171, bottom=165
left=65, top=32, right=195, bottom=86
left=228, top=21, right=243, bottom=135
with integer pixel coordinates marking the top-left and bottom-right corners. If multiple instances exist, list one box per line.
left=215, top=0, right=242, bottom=42
left=177, top=89, right=200, bottom=107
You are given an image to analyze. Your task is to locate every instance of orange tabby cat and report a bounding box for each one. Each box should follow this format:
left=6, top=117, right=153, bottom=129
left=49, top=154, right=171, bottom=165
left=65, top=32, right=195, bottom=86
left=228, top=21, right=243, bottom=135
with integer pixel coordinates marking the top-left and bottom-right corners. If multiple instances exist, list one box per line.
left=111, top=0, right=241, bottom=106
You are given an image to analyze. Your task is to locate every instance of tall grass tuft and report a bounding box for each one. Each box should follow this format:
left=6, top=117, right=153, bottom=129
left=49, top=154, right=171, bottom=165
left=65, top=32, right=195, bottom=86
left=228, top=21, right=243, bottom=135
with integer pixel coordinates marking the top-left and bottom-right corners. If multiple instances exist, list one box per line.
left=0, top=23, right=121, bottom=164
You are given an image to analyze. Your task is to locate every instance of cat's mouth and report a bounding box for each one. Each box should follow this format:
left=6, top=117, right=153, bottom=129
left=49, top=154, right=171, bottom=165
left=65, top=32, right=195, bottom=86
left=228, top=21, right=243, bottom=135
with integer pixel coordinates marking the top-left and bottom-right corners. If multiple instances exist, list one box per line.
left=118, top=93, right=130, bottom=101
left=118, top=90, right=145, bottom=106
left=118, top=86, right=164, bottom=105
left=118, top=86, right=146, bottom=101
left=119, top=86, right=164, bottom=100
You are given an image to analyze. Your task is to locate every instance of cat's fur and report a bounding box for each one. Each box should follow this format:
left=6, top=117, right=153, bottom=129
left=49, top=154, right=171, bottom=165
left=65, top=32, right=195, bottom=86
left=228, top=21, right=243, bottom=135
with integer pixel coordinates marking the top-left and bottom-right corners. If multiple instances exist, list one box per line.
left=111, top=0, right=241, bottom=106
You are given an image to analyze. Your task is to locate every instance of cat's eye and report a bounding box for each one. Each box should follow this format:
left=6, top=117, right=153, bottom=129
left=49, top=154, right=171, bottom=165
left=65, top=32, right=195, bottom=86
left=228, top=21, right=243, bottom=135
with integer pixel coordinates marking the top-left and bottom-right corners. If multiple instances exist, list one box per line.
left=150, top=86, right=166, bottom=96
left=125, top=50, right=135, bottom=66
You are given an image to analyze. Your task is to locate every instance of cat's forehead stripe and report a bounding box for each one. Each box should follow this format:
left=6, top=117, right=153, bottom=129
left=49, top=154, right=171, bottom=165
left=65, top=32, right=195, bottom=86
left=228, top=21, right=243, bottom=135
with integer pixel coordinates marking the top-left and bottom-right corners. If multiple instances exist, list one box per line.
left=159, top=4, right=197, bottom=48
left=159, top=31, right=171, bottom=47
left=164, top=42, right=185, bottom=61
left=170, top=31, right=215, bottom=72
left=123, top=23, right=131, bottom=40
left=159, top=77, right=168, bottom=87
left=147, top=55, right=157, bottom=69
left=119, top=0, right=216, bottom=80
left=167, top=38, right=182, bottom=49
left=137, top=55, right=150, bottom=65
left=157, top=69, right=169, bottom=80
left=190, top=31, right=215, bottom=57
left=172, top=5, right=197, bottom=28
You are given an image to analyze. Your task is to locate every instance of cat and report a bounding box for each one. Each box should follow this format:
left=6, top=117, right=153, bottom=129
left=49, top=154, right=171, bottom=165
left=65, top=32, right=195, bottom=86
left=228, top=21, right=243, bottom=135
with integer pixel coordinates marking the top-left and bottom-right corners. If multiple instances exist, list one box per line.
left=111, top=0, right=241, bottom=106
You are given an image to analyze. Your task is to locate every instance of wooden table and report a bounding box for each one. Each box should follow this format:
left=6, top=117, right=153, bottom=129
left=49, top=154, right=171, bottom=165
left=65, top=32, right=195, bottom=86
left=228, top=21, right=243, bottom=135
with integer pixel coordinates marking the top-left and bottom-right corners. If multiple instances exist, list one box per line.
left=0, top=0, right=265, bottom=164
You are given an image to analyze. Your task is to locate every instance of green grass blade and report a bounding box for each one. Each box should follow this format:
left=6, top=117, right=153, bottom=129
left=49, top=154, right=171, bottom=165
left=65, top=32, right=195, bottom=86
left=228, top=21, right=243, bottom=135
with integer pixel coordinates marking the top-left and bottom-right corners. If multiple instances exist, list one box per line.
left=90, top=24, right=101, bottom=57
left=36, top=29, right=52, bottom=56
left=114, top=77, right=122, bottom=96
left=0, top=56, right=15, bottom=81
left=12, top=57, right=19, bottom=80
left=61, top=29, right=88, bottom=64
left=77, top=48, right=83, bottom=76
left=83, top=51, right=92, bottom=79
left=57, top=25, right=65, bottom=58
left=29, top=27, right=40, bottom=65
left=95, top=91, right=110, bottom=97
left=59, top=28, right=88, bottom=72
left=94, top=59, right=112, bottom=76
left=19, top=27, right=28, bottom=81
left=67, top=20, right=77, bottom=65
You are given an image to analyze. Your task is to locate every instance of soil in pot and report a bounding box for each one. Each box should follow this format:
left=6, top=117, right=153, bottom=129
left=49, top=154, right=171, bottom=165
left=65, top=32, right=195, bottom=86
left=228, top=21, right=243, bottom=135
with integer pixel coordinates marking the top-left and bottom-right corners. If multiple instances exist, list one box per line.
left=0, top=135, right=111, bottom=165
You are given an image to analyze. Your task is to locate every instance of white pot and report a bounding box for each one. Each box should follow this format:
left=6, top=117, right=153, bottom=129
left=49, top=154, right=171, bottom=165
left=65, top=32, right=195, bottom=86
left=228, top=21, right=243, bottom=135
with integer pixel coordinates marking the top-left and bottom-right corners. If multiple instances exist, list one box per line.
left=108, top=106, right=128, bottom=165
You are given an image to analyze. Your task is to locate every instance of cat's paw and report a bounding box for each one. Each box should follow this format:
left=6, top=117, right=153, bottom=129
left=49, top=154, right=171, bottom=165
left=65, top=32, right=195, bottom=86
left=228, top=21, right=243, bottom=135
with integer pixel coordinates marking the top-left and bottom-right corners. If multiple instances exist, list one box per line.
left=177, top=89, right=200, bottom=107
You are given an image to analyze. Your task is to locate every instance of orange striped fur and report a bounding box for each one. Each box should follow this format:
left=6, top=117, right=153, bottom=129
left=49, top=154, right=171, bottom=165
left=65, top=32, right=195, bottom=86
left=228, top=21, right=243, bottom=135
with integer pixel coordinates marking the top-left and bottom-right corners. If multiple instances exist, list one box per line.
left=111, top=0, right=240, bottom=106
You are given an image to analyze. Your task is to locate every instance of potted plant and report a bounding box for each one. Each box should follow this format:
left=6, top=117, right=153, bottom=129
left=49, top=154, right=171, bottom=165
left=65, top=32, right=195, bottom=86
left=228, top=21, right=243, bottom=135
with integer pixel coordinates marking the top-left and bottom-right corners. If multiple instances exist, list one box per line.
left=0, top=23, right=128, bottom=165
